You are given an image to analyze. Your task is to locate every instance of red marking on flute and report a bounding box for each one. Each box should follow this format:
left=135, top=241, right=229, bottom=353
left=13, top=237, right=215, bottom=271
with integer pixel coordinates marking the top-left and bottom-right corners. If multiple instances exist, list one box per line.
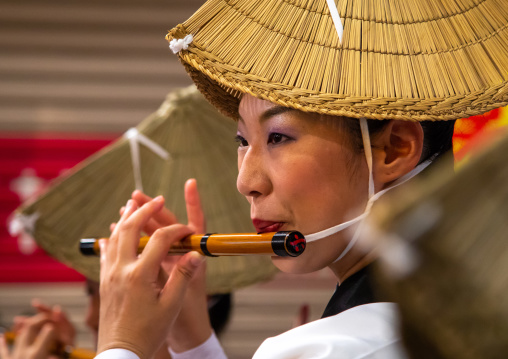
left=290, top=237, right=305, bottom=252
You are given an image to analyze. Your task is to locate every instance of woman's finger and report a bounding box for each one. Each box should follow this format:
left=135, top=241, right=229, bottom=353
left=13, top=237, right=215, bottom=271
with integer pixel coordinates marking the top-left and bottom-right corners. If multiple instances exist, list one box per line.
left=161, top=252, right=205, bottom=308
left=140, top=218, right=164, bottom=236
left=99, top=239, right=109, bottom=284
left=107, top=199, right=139, bottom=264
left=52, top=306, right=75, bottom=346
left=138, top=224, right=193, bottom=278
left=12, top=316, right=28, bottom=332
left=132, top=190, right=178, bottom=226
left=17, top=314, right=50, bottom=348
left=184, top=179, right=205, bottom=233
left=116, top=197, right=165, bottom=263
left=0, top=334, right=10, bottom=359
left=31, top=299, right=51, bottom=314
left=31, top=323, right=56, bottom=359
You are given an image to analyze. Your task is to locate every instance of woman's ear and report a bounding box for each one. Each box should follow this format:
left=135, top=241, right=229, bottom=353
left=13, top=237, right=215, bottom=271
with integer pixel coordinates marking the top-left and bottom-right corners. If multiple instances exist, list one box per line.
left=371, top=120, right=423, bottom=189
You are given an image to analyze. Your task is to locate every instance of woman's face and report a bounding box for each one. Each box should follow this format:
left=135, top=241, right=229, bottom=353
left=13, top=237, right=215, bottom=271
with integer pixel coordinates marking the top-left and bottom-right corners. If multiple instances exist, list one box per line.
left=237, top=95, right=369, bottom=273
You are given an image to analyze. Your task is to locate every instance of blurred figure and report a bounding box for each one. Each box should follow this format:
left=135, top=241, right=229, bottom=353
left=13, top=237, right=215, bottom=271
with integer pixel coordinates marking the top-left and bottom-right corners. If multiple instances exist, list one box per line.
left=0, top=279, right=231, bottom=359
left=0, top=301, right=75, bottom=359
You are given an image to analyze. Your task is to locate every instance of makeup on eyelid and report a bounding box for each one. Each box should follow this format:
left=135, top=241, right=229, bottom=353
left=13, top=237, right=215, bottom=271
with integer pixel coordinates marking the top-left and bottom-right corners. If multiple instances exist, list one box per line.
left=237, top=94, right=368, bottom=274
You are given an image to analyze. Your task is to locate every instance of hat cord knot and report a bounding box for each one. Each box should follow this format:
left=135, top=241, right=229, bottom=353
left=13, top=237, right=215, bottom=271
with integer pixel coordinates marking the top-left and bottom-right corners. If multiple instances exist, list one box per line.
left=125, top=128, right=170, bottom=192
left=169, top=34, right=194, bottom=54
left=8, top=212, right=40, bottom=255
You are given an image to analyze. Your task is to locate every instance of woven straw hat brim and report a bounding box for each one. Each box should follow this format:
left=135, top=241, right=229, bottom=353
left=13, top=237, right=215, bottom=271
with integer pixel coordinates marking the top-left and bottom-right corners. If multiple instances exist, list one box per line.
left=15, top=86, right=278, bottom=294
left=368, top=128, right=508, bottom=357
left=167, top=0, right=508, bottom=121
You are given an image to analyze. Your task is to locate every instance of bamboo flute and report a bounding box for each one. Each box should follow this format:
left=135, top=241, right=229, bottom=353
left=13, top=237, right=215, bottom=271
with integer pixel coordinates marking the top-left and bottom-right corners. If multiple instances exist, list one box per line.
left=80, top=231, right=306, bottom=257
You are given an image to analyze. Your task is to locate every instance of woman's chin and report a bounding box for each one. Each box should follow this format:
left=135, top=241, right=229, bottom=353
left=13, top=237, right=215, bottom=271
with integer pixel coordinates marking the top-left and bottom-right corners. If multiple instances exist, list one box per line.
left=271, top=256, right=326, bottom=274
left=271, top=238, right=340, bottom=274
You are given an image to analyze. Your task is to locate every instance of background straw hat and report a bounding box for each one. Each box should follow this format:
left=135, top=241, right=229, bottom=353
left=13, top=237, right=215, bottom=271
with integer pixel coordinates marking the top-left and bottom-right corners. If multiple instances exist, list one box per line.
left=13, top=86, right=278, bottom=294
left=166, top=0, right=508, bottom=121
left=366, top=127, right=508, bottom=358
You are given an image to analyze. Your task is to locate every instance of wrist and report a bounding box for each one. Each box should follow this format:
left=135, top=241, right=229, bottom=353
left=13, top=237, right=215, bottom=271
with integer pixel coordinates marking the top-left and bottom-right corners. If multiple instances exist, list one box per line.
left=168, top=289, right=212, bottom=353
left=169, top=331, right=227, bottom=359
left=168, top=325, right=213, bottom=353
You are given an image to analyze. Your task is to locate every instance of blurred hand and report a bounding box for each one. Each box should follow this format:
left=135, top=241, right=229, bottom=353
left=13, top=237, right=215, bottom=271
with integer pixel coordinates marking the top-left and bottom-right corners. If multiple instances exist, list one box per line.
left=97, top=195, right=205, bottom=359
left=30, top=300, right=75, bottom=347
left=0, top=313, right=57, bottom=359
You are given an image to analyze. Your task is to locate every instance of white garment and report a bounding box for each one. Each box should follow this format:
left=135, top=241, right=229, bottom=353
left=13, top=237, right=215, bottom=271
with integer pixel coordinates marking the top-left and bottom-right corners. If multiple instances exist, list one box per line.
left=169, top=332, right=227, bottom=359
left=92, top=333, right=225, bottom=359
left=253, top=303, right=408, bottom=359
left=94, top=348, right=140, bottom=359
left=94, top=303, right=407, bottom=359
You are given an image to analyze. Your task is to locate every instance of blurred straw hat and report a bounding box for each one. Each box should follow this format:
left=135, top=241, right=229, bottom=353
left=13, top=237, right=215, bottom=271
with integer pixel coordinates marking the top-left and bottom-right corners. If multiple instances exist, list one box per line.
left=166, top=0, right=507, bottom=121
left=366, top=128, right=508, bottom=358
left=12, top=86, right=278, bottom=294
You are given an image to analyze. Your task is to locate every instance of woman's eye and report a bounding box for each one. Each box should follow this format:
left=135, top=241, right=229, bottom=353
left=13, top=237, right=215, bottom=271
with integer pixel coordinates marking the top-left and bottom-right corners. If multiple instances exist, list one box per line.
left=268, top=133, right=289, bottom=145
left=235, top=135, right=249, bottom=147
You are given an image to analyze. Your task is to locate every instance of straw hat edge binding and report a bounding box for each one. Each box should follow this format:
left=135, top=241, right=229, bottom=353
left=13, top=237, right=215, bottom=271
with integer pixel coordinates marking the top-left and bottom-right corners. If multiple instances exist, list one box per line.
left=179, top=50, right=508, bottom=121
left=167, top=22, right=508, bottom=122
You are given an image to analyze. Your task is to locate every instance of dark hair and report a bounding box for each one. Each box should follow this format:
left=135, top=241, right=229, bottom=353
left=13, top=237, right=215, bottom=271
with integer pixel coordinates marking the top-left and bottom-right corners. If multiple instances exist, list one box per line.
left=342, top=118, right=456, bottom=164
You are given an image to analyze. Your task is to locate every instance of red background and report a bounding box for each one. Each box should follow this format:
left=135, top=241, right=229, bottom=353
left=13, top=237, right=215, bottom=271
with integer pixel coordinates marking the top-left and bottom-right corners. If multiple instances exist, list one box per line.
left=0, top=133, right=116, bottom=282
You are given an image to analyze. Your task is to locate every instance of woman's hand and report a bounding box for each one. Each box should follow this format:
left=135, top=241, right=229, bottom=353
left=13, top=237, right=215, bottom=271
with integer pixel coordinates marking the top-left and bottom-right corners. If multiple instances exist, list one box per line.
left=97, top=196, right=205, bottom=359
left=0, top=313, right=57, bottom=359
left=129, top=178, right=205, bottom=234
left=129, top=179, right=212, bottom=353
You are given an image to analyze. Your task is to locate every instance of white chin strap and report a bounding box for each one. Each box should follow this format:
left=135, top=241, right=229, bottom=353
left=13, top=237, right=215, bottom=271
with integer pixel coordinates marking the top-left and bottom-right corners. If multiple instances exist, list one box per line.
left=305, top=2, right=430, bottom=262
left=304, top=118, right=432, bottom=263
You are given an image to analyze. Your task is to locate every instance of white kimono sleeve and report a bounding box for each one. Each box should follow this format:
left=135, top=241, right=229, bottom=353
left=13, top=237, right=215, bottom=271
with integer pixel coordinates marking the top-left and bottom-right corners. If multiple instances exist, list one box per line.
left=94, top=349, right=140, bottom=359
left=94, top=303, right=407, bottom=359
left=253, top=303, right=408, bottom=359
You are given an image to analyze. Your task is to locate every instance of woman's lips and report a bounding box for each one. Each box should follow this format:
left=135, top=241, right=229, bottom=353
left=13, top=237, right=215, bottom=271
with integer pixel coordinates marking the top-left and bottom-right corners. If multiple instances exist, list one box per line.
left=252, top=219, right=283, bottom=233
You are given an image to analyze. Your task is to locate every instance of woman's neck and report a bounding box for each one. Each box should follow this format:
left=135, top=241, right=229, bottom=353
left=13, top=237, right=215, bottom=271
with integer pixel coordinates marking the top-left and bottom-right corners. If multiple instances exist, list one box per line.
left=328, top=248, right=377, bottom=285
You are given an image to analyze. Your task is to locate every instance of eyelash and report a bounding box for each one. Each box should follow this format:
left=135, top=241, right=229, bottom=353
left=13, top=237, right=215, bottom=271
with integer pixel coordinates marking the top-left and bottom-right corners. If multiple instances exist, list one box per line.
left=235, top=135, right=249, bottom=147
left=235, top=133, right=291, bottom=147
left=267, top=133, right=289, bottom=145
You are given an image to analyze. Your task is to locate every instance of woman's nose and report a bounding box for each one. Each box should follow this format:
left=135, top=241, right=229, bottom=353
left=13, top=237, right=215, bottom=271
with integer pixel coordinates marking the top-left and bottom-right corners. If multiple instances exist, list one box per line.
left=237, top=149, right=271, bottom=198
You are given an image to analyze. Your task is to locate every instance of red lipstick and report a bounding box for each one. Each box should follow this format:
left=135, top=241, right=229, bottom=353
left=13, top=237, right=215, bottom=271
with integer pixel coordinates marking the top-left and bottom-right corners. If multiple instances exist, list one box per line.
left=252, top=219, right=283, bottom=233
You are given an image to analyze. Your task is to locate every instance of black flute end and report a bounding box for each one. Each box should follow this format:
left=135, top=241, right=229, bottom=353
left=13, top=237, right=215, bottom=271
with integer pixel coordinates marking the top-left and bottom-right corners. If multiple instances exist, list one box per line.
left=80, top=238, right=98, bottom=256
left=271, top=231, right=306, bottom=257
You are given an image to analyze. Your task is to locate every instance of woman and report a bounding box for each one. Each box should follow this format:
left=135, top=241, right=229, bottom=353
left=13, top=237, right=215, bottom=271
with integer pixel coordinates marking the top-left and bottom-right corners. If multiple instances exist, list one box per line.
left=93, top=0, right=507, bottom=358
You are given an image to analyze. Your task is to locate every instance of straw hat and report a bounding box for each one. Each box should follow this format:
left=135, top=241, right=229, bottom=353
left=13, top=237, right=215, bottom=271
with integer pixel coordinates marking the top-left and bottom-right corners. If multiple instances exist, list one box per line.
left=366, top=128, right=508, bottom=358
left=166, top=0, right=508, bottom=121
left=12, top=86, right=278, bottom=294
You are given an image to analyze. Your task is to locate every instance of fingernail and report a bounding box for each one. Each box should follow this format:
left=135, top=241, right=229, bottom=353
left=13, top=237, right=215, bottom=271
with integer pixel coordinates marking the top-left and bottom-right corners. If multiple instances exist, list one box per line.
left=154, top=195, right=164, bottom=203
left=189, top=251, right=205, bottom=266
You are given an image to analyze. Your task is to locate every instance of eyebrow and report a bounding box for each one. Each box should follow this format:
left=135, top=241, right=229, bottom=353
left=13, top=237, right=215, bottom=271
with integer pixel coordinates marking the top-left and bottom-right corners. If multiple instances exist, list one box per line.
left=238, top=106, right=298, bottom=123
